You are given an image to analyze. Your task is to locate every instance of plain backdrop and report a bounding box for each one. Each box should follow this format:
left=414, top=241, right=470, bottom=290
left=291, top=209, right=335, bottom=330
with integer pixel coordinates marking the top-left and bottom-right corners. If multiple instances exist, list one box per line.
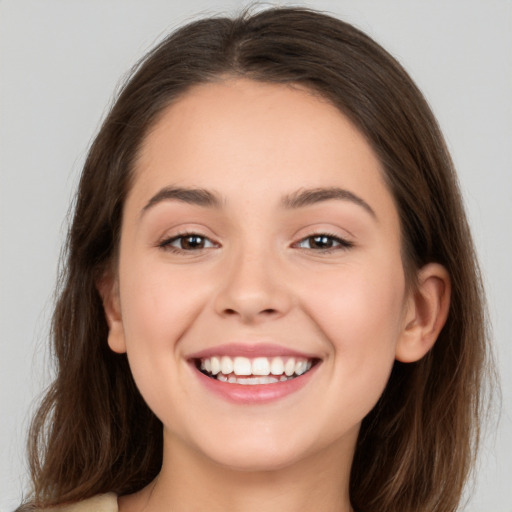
left=1, top=0, right=511, bottom=510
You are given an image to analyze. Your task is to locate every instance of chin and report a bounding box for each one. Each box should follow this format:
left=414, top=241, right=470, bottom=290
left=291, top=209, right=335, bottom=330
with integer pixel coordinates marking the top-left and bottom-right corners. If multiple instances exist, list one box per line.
left=207, top=445, right=307, bottom=473
left=189, top=425, right=336, bottom=473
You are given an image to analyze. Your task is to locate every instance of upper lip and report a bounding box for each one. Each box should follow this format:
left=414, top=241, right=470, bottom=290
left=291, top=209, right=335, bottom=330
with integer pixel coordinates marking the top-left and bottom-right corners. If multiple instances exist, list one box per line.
left=187, top=343, right=320, bottom=360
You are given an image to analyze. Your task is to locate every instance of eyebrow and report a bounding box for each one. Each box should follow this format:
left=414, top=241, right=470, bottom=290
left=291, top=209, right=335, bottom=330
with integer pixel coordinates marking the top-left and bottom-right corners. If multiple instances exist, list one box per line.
left=141, top=186, right=222, bottom=215
left=282, top=187, right=376, bottom=219
left=141, top=185, right=376, bottom=219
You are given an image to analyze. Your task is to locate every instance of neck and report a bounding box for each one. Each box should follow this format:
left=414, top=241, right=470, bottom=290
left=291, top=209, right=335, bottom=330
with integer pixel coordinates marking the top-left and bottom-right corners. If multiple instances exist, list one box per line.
left=120, top=429, right=356, bottom=512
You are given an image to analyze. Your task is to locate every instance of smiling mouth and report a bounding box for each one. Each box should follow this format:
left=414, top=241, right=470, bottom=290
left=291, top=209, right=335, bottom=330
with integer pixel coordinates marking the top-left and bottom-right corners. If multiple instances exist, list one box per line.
left=195, top=355, right=318, bottom=385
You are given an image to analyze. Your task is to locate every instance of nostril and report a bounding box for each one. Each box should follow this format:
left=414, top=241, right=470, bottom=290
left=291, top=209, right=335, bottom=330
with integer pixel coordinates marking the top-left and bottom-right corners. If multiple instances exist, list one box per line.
left=223, top=308, right=278, bottom=318
left=222, top=307, right=278, bottom=317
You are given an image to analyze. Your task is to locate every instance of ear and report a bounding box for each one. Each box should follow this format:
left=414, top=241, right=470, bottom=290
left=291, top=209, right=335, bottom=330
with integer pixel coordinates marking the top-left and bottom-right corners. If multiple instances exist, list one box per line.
left=395, top=263, right=451, bottom=363
left=96, top=273, right=127, bottom=354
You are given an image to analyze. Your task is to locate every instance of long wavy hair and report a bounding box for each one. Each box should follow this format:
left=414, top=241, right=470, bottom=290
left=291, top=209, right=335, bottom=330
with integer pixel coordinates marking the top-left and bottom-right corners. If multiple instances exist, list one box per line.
left=19, top=7, right=491, bottom=512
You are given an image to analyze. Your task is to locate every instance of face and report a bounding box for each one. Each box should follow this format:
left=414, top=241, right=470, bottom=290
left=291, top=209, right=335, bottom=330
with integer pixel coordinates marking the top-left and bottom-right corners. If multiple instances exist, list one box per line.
left=105, top=79, right=413, bottom=472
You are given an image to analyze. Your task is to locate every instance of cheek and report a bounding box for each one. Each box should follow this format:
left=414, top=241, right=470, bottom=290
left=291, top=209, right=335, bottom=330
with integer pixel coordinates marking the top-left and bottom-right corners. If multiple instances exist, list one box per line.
left=117, top=262, right=214, bottom=422
left=308, top=264, right=404, bottom=337
left=118, top=255, right=214, bottom=357
left=301, top=261, right=406, bottom=396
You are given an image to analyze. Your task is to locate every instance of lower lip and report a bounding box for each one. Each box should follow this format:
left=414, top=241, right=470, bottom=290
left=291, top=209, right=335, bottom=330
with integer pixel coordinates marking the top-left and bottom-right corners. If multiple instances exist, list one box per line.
left=193, top=364, right=319, bottom=404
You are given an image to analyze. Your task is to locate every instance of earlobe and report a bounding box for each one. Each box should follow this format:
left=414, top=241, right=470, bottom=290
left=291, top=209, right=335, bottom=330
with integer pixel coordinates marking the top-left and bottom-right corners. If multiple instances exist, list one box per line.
left=96, top=273, right=127, bottom=354
left=395, top=263, right=451, bottom=363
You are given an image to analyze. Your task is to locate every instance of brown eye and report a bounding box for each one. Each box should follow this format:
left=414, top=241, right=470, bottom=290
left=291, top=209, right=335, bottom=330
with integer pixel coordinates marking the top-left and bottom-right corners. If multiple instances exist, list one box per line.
left=308, top=235, right=335, bottom=249
left=295, top=234, right=353, bottom=251
left=160, top=234, right=217, bottom=251
left=180, top=235, right=206, bottom=250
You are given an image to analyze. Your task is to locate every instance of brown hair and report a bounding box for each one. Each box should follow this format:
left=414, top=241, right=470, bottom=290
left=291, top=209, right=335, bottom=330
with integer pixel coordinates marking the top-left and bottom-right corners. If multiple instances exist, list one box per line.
left=20, top=7, right=491, bottom=512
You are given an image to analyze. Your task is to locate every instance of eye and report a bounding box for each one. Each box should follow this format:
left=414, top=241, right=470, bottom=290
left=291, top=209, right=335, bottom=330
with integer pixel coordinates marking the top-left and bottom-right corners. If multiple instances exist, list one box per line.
left=159, top=233, right=218, bottom=252
left=294, top=234, right=353, bottom=251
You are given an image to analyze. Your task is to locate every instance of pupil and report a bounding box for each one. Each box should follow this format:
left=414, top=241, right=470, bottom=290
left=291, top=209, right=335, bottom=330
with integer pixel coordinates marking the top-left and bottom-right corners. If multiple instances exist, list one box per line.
left=312, top=235, right=332, bottom=248
left=183, top=236, right=204, bottom=249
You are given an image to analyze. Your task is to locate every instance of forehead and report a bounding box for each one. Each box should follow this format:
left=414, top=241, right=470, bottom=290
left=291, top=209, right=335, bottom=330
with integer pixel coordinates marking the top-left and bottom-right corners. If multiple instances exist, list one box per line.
left=137, top=79, right=375, bottom=167
left=129, top=79, right=396, bottom=225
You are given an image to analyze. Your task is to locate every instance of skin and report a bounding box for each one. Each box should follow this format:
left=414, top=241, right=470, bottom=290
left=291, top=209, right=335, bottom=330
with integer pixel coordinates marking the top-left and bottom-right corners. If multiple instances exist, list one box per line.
left=101, top=79, right=450, bottom=512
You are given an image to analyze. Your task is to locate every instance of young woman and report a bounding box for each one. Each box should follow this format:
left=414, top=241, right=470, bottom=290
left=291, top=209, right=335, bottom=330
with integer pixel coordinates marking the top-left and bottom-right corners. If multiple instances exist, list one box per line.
left=18, top=7, right=490, bottom=512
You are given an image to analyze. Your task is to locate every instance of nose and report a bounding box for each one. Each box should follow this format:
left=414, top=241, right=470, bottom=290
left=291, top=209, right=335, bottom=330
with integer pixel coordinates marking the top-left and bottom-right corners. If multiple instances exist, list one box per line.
left=213, top=246, right=293, bottom=324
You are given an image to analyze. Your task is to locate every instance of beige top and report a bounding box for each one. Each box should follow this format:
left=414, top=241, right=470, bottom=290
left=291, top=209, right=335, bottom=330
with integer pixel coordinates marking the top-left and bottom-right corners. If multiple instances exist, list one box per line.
left=45, top=494, right=118, bottom=512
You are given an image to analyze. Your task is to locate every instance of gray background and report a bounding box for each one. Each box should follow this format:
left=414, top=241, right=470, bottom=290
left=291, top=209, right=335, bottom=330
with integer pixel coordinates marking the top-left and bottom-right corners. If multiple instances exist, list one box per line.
left=1, top=0, right=510, bottom=510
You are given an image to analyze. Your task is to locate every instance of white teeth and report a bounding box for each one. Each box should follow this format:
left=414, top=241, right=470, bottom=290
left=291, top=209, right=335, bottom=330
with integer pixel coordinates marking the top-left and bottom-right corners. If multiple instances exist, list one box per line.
left=240, top=377, right=259, bottom=385
left=252, top=357, right=270, bottom=376
left=284, top=358, right=295, bottom=376
left=221, top=356, right=233, bottom=374
left=220, top=375, right=281, bottom=385
left=211, top=356, right=221, bottom=375
left=295, top=360, right=307, bottom=375
left=199, top=354, right=315, bottom=383
left=233, top=357, right=252, bottom=376
left=270, top=357, right=284, bottom=375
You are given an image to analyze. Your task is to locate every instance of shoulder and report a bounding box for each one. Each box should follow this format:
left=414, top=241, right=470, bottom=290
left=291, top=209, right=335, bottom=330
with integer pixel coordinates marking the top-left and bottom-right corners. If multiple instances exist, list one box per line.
left=44, top=493, right=118, bottom=512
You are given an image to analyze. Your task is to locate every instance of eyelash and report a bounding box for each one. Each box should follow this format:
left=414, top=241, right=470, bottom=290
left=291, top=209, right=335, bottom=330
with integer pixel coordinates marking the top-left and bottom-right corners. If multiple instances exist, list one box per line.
left=158, top=232, right=218, bottom=253
left=293, top=233, right=353, bottom=252
left=158, top=232, right=353, bottom=254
